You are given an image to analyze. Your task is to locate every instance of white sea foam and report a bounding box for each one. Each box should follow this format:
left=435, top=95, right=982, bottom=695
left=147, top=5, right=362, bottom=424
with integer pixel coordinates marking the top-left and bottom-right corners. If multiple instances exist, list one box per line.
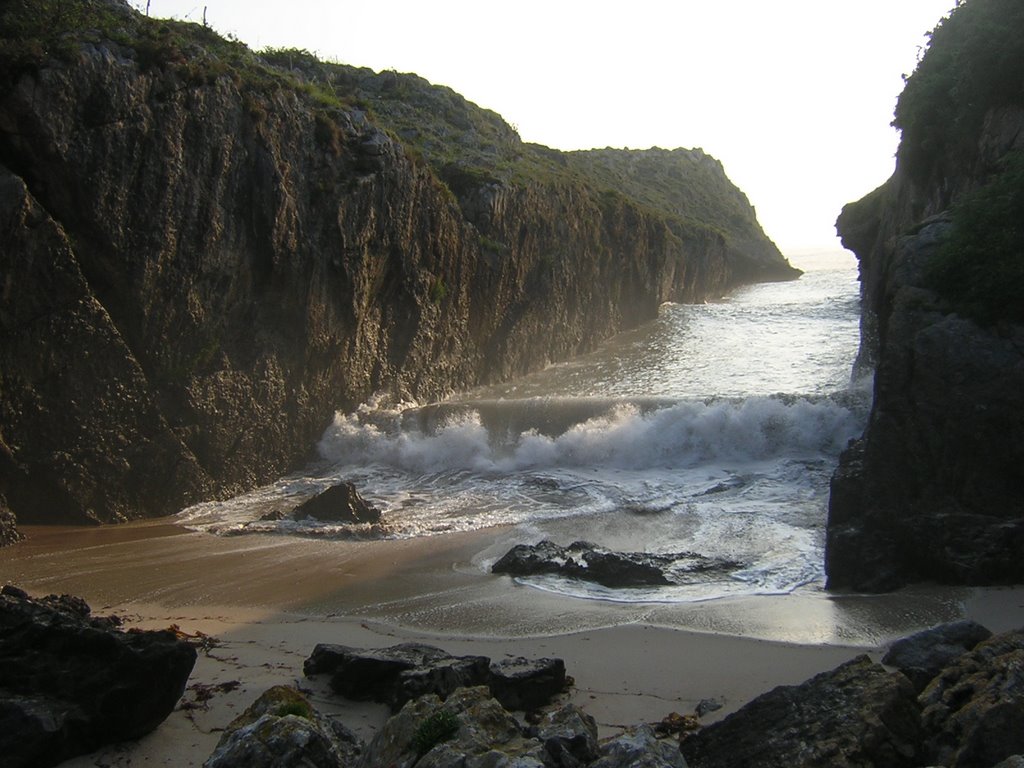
left=316, top=395, right=863, bottom=474
left=176, top=252, right=866, bottom=603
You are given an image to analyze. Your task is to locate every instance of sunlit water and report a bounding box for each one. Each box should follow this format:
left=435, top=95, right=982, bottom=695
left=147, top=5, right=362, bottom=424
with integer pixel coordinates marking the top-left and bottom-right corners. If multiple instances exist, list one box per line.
left=178, top=251, right=869, bottom=603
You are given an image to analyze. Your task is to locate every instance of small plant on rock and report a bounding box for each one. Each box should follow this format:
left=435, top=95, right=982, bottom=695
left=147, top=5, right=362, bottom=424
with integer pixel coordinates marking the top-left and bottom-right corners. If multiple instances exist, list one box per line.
left=273, top=700, right=313, bottom=720
left=411, top=709, right=460, bottom=756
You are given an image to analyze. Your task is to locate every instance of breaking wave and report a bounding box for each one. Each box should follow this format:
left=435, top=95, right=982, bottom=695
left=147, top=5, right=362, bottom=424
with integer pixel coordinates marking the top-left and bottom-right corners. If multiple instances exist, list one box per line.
left=316, top=394, right=865, bottom=474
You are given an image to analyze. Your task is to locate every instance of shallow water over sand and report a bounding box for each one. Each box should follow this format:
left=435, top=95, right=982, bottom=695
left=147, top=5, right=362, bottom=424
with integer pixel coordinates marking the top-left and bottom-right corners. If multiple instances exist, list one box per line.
left=8, top=520, right=1020, bottom=648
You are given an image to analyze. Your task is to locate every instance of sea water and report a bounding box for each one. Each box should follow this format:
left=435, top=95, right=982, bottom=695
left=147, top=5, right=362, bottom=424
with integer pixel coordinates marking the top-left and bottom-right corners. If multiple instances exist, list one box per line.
left=177, top=250, right=869, bottom=603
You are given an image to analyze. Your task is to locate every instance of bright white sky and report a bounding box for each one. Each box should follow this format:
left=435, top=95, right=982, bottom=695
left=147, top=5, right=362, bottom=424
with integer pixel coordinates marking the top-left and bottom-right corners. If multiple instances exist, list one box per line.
left=136, top=1, right=954, bottom=253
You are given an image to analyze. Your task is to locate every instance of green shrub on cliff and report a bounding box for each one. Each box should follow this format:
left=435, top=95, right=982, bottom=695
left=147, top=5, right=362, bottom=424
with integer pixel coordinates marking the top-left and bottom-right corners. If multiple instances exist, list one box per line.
left=0, top=0, right=130, bottom=73
left=894, top=0, right=1024, bottom=182
left=928, top=150, right=1024, bottom=324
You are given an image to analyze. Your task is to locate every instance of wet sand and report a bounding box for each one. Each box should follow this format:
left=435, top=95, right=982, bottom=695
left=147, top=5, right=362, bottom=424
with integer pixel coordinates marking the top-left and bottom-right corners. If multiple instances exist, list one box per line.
left=4, top=521, right=1024, bottom=767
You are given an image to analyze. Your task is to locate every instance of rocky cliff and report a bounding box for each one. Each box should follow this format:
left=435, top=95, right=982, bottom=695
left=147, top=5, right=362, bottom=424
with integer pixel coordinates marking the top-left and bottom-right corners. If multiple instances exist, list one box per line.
left=0, top=0, right=795, bottom=540
left=826, top=0, right=1024, bottom=590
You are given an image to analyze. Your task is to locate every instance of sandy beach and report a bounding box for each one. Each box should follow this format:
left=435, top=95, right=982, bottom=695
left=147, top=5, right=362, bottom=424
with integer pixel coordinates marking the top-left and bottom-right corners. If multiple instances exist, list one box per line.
left=4, top=521, right=1024, bottom=767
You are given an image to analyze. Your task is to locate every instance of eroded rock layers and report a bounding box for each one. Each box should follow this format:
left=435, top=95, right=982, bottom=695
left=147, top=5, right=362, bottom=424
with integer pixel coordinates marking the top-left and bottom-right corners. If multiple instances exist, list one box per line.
left=0, top=0, right=794, bottom=534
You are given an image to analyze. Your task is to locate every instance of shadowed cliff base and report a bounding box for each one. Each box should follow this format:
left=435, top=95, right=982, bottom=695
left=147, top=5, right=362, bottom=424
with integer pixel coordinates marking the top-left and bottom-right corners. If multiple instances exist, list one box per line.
left=826, top=0, right=1024, bottom=591
left=0, top=0, right=797, bottom=537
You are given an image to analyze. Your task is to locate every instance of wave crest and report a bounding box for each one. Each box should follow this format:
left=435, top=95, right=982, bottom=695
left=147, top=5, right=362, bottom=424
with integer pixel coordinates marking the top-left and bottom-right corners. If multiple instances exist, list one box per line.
left=316, top=395, right=865, bottom=474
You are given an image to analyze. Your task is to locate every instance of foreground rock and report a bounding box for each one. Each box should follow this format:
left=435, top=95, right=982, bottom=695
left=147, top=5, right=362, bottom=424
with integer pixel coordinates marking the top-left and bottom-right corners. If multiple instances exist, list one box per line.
left=355, top=686, right=618, bottom=768
left=490, top=656, right=569, bottom=711
left=594, top=725, right=688, bottom=768
left=492, top=540, right=740, bottom=588
left=204, top=685, right=361, bottom=768
left=0, top=586, right=197, bottom=768
left=214, top=682, right=684, bottom=768
left=882, top=620, right=993, bottom=693
left=680, top=655, right=922, bottom=767
left=304, top=642, right=567, bottom=712
left=246, top=624, right=1024, bottom=767
left=919, top=629, right=1024, bottom=768
left=358, top=686, right=544, bottom=767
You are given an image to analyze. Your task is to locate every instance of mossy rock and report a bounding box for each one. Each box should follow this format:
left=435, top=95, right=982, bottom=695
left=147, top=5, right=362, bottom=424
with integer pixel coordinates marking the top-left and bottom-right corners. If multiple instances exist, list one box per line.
left=226, top=685, right=314, bottom=731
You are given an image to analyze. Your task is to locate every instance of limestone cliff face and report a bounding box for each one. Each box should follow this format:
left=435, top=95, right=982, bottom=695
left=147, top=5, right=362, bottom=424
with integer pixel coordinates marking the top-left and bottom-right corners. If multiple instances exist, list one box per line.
left=826, top=1, right=1024, bottom=590
left=0, top=1, right=795, bottom=535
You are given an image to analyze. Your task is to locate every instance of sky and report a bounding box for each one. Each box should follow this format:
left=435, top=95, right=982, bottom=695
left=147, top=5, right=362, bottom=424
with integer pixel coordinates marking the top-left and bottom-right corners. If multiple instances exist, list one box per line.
left=135, top=1, right=955, bottom=253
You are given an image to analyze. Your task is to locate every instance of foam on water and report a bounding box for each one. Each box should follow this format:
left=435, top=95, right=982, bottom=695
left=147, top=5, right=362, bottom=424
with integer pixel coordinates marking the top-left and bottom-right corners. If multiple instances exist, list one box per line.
left=176, top=251, right=866, bottom=603
left=317, top=394, right=862, bottom=473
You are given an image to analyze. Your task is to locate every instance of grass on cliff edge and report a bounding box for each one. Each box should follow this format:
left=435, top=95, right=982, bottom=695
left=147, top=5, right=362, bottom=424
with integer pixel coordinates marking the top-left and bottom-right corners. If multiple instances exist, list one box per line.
left=928, top=150, right=1024, bottom=326
left=0, top=0, right=337, bottom=105
left=0, top=0, right=777, bottom=264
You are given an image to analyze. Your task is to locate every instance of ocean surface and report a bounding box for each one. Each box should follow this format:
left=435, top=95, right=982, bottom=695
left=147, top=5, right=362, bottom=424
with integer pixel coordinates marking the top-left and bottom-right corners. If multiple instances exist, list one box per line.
left=178, top=250, right=869, bottom=604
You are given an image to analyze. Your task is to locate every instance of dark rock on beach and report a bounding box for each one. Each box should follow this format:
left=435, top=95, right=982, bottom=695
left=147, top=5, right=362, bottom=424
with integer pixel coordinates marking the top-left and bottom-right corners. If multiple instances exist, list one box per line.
left=919, top=629, right=1024, bottom=768
left=681, top=625, right=1024, bottom=768
left=204, top=685, right=362, bottom=768
left=488, top=656, right=568, bottom=712
left=304, top=642, right=567, bottom=713
left=882, top=619, right=993, bottom=693
left=291, top=482, right=381, bottom=524
left=355, top=686, right=540, bottom=768
left=530, top=703, right=601, bottom=766
left=492, top=539, right=740, bottom=588
left=0, top=587, right=197, bottom=768
left=307, top=643, right=490, bottom=711
left=259, top=624, right=1024, bottom=767
left=680, top=655, right=923, bottom=768
left=594, top=725, right=688, bottom=767
left=352, top=685, right=637, bottom=768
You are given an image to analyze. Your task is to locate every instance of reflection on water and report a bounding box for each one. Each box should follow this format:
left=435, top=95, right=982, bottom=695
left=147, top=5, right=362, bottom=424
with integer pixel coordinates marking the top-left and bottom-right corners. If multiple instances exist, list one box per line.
left=470, top=251, right=861, bottom=401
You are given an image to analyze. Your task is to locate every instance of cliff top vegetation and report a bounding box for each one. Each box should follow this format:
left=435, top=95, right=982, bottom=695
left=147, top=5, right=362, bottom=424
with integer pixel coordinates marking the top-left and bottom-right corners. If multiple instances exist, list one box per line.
left=891, top=0, right=1024, bottom=325
left=894, top=0, right=1024, bottom=183
left=263, top=49, right=780, bottom=265
left=0, top=0, right=786, bottom=273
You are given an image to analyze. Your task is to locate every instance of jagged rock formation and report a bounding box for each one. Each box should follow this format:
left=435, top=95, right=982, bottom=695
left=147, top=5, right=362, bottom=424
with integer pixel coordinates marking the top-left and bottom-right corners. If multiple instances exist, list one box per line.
left=825, top=0, right=1024, bottom=590
left=681, top=625, right=1024, bottom=768
left=882, top=620, right=993, bottom=694
left=0, top=0, right=796, bottom=538
left=681, top=655, right=924, bottom=768
left=0, top=586, right=197, bottom=768
left=290, top=482, right=381, bottom=525
left=204, top=685, right=362, bottom=768
left=918, top=629, right=1024, bottom=767
left=303, top=642, right=568, bottom=713
left=492, top=539, right=742, bottom=588
left=351, top=685, right=684, bottom=768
